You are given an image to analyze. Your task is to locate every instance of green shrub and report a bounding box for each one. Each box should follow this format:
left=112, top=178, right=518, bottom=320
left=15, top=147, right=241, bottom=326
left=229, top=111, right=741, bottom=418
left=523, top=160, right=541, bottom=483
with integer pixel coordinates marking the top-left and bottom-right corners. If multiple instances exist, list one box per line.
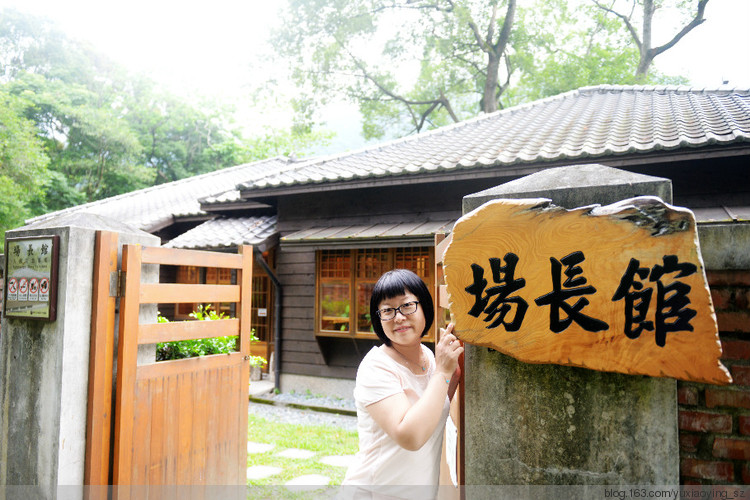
left=156, top=305, right=266, bottom=367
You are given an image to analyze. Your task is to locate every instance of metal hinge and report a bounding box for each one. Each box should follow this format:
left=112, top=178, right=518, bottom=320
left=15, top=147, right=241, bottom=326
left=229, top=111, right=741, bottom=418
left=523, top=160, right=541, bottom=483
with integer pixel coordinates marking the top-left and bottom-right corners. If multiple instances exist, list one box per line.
left=110, top=270, right=125, bottom=297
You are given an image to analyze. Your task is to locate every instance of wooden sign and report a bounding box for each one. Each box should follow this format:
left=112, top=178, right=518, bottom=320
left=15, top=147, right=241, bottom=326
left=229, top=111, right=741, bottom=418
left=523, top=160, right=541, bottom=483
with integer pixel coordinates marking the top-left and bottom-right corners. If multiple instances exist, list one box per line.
left=444, top=197, right=731, bottom=385
left=3, top=235, right=60, bottom=321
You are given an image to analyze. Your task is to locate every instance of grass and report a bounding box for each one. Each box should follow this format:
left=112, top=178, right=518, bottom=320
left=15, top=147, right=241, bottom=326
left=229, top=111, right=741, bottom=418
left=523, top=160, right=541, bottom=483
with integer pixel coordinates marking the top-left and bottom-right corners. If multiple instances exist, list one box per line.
left=246, top=412, right=359, bottom=492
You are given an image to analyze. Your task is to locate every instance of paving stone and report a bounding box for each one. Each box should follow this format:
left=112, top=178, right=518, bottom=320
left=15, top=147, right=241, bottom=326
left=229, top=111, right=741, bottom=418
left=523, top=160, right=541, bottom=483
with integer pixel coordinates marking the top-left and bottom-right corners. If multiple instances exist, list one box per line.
left=246, top=465, right=282, bottom=480
left=247, top=442, right=275, bottom=454
left=276, top=448, right=316, bottom=460
left=285, top=474, right=330, bottom=490
left=319, top=455, right=354, bottom=468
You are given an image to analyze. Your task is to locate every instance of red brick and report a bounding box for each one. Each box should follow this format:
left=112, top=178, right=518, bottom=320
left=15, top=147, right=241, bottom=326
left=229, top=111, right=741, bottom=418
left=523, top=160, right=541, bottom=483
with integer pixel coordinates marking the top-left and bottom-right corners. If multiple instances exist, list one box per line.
left=681, top=458, right=734, bottom=482
left=712, top=288, right=734, bottom=310
left=708, top=271, right=750, bottom=287
left=743, top=464, right=750, bottom=484
left=721, top=340, right=750, bottom=360
left=679, top=411, right=733, bottom=433
left=736, top=289, right=750, bottom=310
left=739, top=416, right=750, bottom=436
left=680, top=433, right=702, bottom=453
left=731, top=365, right=750, bottom=386
left=717, top=311, right=750, bottom=333
left=713, top=437, right=750, bottom=460
left=678, top=385, right=699, bottom=406
left=706, top=388, right=750, bottom=409
left=711, top=288, right=750, bottom=311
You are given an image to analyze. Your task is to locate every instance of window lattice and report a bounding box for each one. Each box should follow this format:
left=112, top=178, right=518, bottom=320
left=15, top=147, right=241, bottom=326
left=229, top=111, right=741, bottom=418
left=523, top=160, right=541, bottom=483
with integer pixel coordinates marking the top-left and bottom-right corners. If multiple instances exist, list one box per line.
left=320, top=250, right=351, bottom=279
left=395, top=247, right=431, bottom=279
left=356, top=248, right=390, bottom=279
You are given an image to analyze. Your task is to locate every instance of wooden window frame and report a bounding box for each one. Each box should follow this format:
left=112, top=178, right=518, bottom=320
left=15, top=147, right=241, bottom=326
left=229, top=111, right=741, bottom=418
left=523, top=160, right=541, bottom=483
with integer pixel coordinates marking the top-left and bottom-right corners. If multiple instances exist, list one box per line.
left=315, top=246, right=435, bottom=341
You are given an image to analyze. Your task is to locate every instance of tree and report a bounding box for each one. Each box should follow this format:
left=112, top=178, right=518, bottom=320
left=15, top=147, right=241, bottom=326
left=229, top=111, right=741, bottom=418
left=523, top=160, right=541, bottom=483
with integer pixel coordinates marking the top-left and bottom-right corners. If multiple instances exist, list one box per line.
left=5, top=72, right=147, bottom=203
left=275, top=0, right=705, bottom=139
left=274, top=0, right=521, bottom=139
left=0, top=8, right=331, bottom=216
left=593, top=0, right=709, bottom=79
left=0, top=88, right=50, bottom=251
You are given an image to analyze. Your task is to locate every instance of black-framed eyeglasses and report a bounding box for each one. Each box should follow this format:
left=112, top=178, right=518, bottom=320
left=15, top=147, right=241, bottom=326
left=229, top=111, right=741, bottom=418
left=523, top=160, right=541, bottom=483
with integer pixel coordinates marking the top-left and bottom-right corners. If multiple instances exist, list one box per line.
left=377, top=301, right=420, bottom=321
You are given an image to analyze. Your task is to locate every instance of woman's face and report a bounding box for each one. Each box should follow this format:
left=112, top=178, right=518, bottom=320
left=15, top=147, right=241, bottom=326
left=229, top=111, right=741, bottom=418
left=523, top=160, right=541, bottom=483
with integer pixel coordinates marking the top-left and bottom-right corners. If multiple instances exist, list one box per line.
left=378, top=291, right=426, bottom=349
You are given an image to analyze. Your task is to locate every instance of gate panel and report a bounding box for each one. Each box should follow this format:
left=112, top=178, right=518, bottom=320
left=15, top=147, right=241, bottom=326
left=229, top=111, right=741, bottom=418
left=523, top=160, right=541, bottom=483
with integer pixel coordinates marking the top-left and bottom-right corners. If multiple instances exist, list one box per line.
left=112, top=244, right=252, bottom=487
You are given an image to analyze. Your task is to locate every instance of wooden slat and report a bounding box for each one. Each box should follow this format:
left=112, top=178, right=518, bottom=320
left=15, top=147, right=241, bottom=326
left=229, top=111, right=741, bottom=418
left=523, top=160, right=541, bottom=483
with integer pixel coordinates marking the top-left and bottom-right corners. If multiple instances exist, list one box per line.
left=138, top=318, right=240, bottom=345
left=137, top=352, right=244, bottom=380
left=165, top=374, right=179, bottom=484
left=139, top=283, right=239, bottom=304
left=85, top=231, right=118, bottom=488
left=237, top=246, right=252, bottom=482
left=438, top=284, right=449, bottom=309
left=191, top=370, right=208, bottom=485
left=205, top=368, right=220, bottom=484
left=132, top=378, right=152, bottom=486
left=176, top=372, right=193, bottom=485
left=458, top=352, right=465, bottom=492
left=148, top=377, right=165, bottom=485
left=141, top=246, right=243, bottom=269
left=435, top=231, right=453, bottom=263
left=113, top=244, right=143, bottom=486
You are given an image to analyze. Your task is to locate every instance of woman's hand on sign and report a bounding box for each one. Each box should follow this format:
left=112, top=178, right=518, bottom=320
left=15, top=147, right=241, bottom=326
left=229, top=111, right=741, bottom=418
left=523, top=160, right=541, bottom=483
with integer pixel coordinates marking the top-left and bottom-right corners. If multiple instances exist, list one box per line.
left=436, top=323, right=463, bottom=381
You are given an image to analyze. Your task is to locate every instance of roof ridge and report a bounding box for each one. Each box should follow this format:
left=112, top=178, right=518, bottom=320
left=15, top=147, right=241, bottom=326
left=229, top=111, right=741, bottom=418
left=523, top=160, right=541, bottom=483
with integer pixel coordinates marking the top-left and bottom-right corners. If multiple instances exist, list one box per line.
left=576, top=83, right=750, bottom=94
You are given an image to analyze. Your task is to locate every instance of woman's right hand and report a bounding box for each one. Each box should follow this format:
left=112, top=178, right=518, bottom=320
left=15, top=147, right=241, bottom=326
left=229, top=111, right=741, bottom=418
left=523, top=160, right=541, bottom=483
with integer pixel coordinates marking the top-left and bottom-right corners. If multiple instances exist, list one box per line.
left=435, top=323, right=463, bottom=378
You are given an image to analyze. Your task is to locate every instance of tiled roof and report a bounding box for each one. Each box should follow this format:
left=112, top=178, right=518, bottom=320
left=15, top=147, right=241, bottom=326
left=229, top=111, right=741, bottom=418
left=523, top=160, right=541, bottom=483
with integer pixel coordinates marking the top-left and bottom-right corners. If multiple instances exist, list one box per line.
left=26, top=157, right=293, bottom=231
left=165, top=215, right=278, bottom=250
left=238, top=85, right=750, bottom=194
left=282, top=220, right=454, bottom=245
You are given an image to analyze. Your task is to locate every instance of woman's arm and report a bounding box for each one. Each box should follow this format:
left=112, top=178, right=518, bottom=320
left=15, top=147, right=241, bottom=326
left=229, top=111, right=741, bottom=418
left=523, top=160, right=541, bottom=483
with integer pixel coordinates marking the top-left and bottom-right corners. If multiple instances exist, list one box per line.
left=366, top=325, right=463, bottom=451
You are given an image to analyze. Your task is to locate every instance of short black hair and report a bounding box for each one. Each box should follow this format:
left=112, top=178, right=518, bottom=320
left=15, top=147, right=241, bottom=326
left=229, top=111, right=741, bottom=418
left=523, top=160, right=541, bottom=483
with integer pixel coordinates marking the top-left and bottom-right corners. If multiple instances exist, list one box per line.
left=370, top=269, right=434, bottom=346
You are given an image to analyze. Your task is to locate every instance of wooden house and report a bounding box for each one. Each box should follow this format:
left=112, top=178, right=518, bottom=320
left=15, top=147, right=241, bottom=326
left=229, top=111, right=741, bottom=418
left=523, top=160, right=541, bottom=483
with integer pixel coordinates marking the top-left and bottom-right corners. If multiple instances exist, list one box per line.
left=25, top=85, right=750, bottom=392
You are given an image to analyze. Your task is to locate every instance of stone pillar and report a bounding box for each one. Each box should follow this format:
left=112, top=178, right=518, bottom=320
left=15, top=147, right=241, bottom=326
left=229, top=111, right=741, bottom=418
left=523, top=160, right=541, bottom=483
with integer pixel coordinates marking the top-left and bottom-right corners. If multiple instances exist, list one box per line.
left=0, top=213, right=158, bottom=496
left=462, top=164, right=678, bottom=485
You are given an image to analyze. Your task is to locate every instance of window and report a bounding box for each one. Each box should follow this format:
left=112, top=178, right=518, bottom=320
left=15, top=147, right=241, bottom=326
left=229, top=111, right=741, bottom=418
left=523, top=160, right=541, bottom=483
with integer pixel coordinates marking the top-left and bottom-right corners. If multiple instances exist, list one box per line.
left=316, top=247, right=434, bottom=340
left=173, top=265, right=234, bottom=319
left=175, top=266, right=200, bottom=318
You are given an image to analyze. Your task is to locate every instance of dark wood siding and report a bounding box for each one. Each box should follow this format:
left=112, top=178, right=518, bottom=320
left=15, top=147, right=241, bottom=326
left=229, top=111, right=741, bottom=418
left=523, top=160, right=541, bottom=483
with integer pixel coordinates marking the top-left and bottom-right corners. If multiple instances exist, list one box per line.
left=274, top=180, right=496, bottom=378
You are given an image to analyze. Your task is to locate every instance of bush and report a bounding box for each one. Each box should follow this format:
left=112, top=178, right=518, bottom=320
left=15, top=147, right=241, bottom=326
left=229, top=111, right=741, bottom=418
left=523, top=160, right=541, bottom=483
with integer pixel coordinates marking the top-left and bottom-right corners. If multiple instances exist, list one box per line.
left=156, top=305, right=267, bottom=367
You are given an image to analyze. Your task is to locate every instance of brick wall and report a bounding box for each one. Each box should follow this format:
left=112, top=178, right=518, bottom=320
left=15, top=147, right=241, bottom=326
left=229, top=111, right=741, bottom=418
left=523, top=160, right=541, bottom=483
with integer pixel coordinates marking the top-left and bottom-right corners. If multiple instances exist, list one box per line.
left=679, top=270, right=750, bottom=484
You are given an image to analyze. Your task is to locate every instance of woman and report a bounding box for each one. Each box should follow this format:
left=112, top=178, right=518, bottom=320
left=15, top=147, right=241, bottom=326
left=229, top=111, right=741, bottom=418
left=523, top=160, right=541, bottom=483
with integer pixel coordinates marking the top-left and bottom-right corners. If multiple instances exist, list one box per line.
left=342, top=269, right=463, bottom=498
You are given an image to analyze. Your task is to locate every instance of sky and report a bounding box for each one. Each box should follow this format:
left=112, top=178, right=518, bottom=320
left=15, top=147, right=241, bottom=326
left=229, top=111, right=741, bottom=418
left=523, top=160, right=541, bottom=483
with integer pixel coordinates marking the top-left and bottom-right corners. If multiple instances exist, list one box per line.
left=3, top=0, right=750, bottom=152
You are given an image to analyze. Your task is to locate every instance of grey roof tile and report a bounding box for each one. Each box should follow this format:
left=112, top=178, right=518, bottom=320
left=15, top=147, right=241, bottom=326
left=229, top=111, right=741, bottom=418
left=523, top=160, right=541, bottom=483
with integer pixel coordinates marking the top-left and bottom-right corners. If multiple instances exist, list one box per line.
left=281, top=220, right=454, bottom=243
left=239, top=86, right=750, bottom=195
left=26, top=157, right=291, bottom=230
left=165, top=215, right=277, bottom=249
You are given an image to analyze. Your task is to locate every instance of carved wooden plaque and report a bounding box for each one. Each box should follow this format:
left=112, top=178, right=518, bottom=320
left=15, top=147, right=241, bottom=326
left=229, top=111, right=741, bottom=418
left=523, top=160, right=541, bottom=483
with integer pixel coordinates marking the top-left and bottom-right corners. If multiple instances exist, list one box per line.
left=444, top=197, right=731, bottom=385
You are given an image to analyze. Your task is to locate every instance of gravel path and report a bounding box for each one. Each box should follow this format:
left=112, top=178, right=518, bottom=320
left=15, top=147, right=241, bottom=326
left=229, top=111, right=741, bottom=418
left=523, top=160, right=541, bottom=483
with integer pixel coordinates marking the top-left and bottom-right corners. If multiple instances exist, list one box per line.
left=248, top=393, right=358, bottom=432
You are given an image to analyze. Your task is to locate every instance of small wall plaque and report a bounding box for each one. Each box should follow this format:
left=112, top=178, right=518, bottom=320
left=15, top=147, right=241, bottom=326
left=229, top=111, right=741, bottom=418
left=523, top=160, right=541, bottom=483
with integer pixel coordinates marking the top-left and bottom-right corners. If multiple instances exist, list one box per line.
left=3, top=235, right=60, bottom=321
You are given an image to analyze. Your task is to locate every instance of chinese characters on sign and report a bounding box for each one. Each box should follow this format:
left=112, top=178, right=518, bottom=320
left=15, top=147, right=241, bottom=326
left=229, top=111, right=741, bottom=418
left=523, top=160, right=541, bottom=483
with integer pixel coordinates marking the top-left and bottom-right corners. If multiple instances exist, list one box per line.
left=466, top=252, right=697, bottom=347
left=3, top=235, right=59, bottom=321
left=444, top=197, right=730, bottom=385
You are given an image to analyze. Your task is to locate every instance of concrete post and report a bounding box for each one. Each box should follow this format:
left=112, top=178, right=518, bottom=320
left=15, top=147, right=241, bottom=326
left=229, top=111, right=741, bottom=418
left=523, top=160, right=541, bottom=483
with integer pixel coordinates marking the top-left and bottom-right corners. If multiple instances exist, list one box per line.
left=0, top=213, right=158, bottom=497
left=461, top=164, right=678, bottom=485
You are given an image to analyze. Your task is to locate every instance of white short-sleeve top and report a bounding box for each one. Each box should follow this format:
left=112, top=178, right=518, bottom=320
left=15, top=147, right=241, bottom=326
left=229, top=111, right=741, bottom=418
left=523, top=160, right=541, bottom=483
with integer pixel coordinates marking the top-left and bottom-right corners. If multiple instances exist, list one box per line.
left=343, top=344, right=449, bottom=494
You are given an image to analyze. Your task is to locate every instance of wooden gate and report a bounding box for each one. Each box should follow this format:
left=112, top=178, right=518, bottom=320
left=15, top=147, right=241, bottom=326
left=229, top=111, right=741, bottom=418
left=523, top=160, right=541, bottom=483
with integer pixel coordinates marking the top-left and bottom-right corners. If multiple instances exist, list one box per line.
left=84, top=232, right=253, bottom=488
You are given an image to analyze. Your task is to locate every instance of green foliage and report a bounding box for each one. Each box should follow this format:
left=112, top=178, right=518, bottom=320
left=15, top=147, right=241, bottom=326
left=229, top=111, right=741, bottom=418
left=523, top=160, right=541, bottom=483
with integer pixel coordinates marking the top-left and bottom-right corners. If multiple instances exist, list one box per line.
left=156, top=305, right=267, bottom=367
left=274, top=0, right=701, bottom=137
left=0, top=87, right=50, bottom=251
left=0, top=8, right=330, bottom=224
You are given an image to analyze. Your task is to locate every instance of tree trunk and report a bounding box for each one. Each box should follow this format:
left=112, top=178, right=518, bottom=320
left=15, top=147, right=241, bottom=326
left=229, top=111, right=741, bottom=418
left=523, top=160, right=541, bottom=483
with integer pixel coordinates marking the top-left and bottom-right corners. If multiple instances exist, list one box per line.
left=636, top=0, right=656, bottom=79
left=482, top=52, right=501, bottom=113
